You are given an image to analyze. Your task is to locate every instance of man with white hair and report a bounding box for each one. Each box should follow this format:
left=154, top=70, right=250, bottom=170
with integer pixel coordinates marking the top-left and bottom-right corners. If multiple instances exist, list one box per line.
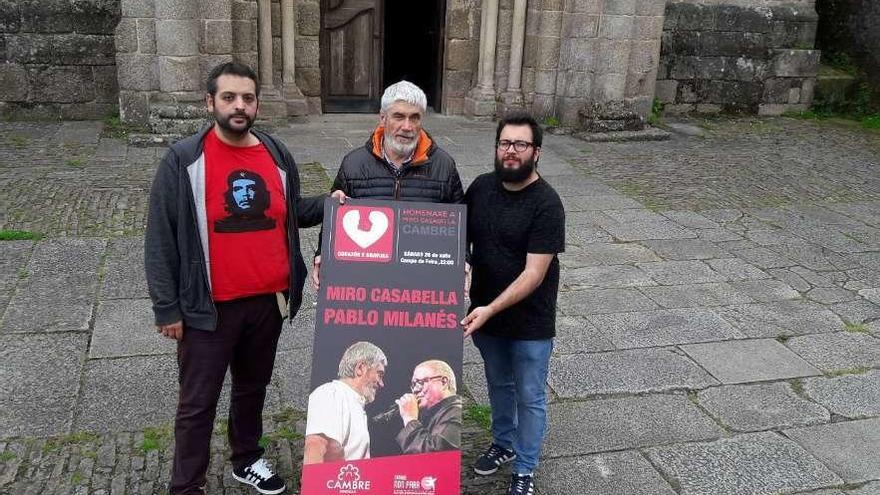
left=303, top=341, right=388, bottom=464
left=311, top=80, right=465, bottom=288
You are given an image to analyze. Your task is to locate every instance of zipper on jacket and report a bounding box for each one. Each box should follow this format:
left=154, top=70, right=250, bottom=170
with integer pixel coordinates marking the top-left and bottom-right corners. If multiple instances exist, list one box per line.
left=393, top=177, right=401, bottom=200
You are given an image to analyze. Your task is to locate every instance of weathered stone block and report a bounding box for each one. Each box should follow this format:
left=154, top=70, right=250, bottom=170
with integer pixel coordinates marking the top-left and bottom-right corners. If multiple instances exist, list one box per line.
left=294, top=67, right=321, bottom=96
left=604, top=0, right=636, bottom=15
left=154, top=0, right=198, bottom=20
left=199, top=53, right=233, bottom=84
left=294, top=36, right=319, bottom=70
left=156, top=19, right=199, bottom=56
left=270, top=1, right=281, bottom=38
left=70, top=0, right=121, bottom=35
left=0, top=0, right=22, bottom=33
left=199, top=0, right=232, bottom=20
left=635, top=16, right=665, bottom=42
left=762, top=77, right=794, bottom=103
left=119, top=90, right=150, bottom=124
left=707, top=80, right=762, bottom=110
left=232, top=0, right=257, bottom=20
left=629, top=40, right=660, bottom=74
left=654, top=79, right=677, bottom=103
left=115, top=18, right=138, bottom=53
left=771, top=49, right=820, bottom=77
left=19, top=0, right=74, bottom=33
left=121, top=0, right=154, bottom=18
left=232, top=20, right=256, bottom=53
left=676, top=80, right=700, bottom=103
left=593, top=73, right=626, bottom=101
left=596, top=39, right=630, bottom=74
left=446, top=39, right=475, bottom=71
left=725, top=56, right=766, bottom=82
left=61, top=102, right=117, bottom=120
left=564, top=70, right=591, bottom=98
left=562, top=13, right=599, bottom=39
left=717, top=32, right=767, bottom=58
left=716, top=5, right=774, bottom=33
left=443, top=69, right=472, bottom=98
left=297, top=2, right=320, bottom=37
left=625, top=69, right=658, bottom=98
left=534, top=69, right=558, bottom=95
left=542, top=0, right=565, bottom=12
left=232, top=50, right=258, bottom=71
left=599, top=15, right=634, bottom=40
left=674, top=3, right=716, bottom=31
left=696, top=103, right=722, bottom=114
left=137, top=18, right=156, bottom=54
left=7, top=33, right=115, bottom=66
left=636, top=0, right=665, bottom=17
left=92, top=65, right=119, bottom=103
left=569, top=0, right=601, bottom=14
left=159, top=55, right=201, bottom=92
left=0, top=64, right=29, bottom=102
left=30, top=66, right=94, bottom=103
left=695, top=56, right=726, bottom=80
left=117, top=53, right=158, bottom=90
left=538, top=11, right=563, bottom=38
left=673, top=31, right=711, bottom=57
left=800, top=78, right=815, bottom=105
left=203, top=20, right=233, bottom=54
left=562, top=38, right=596, bottom=72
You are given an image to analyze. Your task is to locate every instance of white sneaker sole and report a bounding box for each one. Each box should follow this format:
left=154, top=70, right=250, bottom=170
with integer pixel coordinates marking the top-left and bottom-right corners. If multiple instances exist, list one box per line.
left=231, top=472, right=286, bottom=495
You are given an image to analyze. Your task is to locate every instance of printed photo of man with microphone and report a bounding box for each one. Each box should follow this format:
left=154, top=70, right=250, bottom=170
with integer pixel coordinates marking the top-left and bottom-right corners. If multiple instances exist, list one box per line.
left=392, top=359, right=462, bottom=454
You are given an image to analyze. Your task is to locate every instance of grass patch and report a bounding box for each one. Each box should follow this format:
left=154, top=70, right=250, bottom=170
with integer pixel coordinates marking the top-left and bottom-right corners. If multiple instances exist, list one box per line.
left=66, top=157, right=85, bottom=168
left=141, top=426, right=171, bottom=453
left=789, top=378, right=806, bottom=397
left=71, top=471, right=83, bottom=485
left=543, top=116, right=561, bottom=128
left=0, top=451, right=16, bottom=462
left=273, top=426, right=302, bottom=442
left=464, top=404, right=492, bottom=431
left=825, top=367, right=871, bottom=378
left=7, top=136, right=29, bottom=147
left=775, top=333, right=790, bottom=343
left=0, top=230, right=41, bottom=241
left=43, top=432, right=100, bottom=453
left=258, top=435, right=270, bottom=449
left=844, top=320, right=872, bottom=334
left=102, top=112, right=149, bottom=139
left=648, top=97, right=664, bottom=126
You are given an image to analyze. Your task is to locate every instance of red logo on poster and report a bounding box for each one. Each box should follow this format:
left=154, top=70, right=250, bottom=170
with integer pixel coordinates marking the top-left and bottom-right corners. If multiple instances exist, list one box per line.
left=334, top=205, right=394, bottom=263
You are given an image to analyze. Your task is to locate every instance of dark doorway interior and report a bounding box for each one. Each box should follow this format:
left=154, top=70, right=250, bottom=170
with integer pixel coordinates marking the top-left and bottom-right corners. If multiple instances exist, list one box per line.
left=383, top=0, right=446, bottom=111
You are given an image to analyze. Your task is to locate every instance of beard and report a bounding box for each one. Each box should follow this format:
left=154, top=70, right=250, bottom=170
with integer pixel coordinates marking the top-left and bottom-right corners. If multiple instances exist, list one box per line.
left=384, top=132, right=418, bottom=158
left=494, top=154, right=536, bottom=183
left=215, top=110, right=254, bottom=136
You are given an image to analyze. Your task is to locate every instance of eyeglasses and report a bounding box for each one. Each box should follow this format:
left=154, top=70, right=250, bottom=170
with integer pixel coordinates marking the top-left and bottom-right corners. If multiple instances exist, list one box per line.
left=410, top=375, right=445, bottom=391
left=496, top=140, right=534, bottom=153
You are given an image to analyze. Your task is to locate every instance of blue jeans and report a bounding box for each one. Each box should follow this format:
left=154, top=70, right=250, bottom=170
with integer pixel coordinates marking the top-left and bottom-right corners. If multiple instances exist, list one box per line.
left=473, top=333, right=553, bottom=475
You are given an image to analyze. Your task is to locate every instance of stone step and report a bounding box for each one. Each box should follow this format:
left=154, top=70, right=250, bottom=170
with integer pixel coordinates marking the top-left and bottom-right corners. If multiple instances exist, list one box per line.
left=815, top=64, right=858, bottom=108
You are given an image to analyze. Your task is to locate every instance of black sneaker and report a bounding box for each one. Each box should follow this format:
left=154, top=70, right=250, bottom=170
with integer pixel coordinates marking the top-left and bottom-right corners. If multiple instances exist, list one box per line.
left=473, top=443, right=516, bottom=475
left=232, top=458, right=286, bottom=494
left=508, top=473, right=535, bottom=495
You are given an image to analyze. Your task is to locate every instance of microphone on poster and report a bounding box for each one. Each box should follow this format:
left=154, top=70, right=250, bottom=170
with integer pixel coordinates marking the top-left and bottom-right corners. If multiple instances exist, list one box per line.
left=371, top=404, right=399, bottom=423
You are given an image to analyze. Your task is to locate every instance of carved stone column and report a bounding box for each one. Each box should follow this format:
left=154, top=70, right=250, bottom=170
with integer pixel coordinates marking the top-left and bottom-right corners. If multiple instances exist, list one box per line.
left=257, top=0, right=286, bottom=117
left=501, top=0, right=527, bottom=111
left=465, top=0, right=499, bottom=117
left=281, top=0, right=308, bottom=115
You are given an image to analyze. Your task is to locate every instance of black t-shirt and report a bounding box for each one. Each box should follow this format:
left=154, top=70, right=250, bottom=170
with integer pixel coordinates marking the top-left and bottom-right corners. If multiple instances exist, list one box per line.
left=465, top=173, right=565, bottom=340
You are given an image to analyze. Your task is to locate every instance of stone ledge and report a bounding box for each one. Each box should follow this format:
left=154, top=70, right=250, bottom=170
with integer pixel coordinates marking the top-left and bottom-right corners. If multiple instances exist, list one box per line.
left=572, top=126, right=671, bottom=142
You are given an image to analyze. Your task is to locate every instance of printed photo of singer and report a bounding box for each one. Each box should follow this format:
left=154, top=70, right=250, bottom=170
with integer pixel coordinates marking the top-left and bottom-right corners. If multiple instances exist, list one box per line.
left=302, top=339, right=462, bottom=464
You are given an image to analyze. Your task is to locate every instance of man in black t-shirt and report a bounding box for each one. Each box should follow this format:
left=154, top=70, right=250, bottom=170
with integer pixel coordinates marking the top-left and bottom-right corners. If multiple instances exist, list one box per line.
left=461, top=111, right=564, bottom=495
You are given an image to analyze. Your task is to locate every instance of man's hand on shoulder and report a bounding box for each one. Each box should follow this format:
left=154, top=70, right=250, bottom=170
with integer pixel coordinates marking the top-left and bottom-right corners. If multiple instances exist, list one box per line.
left=157, top=321, right=184, bottom=341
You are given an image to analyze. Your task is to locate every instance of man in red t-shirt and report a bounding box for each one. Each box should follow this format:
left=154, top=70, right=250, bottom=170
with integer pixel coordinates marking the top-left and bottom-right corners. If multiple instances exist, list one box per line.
left=145, top=62, right=344, bottom=495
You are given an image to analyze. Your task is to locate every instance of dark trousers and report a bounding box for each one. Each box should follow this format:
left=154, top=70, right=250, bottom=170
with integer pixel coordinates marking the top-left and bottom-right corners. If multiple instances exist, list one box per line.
left=170, top=294, right=283, bottom=494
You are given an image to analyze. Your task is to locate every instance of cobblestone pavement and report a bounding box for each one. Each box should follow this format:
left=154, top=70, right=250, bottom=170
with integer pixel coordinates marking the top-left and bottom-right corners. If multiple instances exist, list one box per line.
left=1, top=114, right=879, bottom=494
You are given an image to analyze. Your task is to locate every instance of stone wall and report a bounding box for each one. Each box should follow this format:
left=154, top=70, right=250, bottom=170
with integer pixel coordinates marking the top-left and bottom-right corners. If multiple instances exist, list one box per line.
left=268, top=0, right=322, bottom=113
left=816, top=0, right=880, bottom=95
left=655, top=0, right=820, bottom=115
left=0, top=0, right=120, bottom=120
left=442, top=0, right=482, bottom=115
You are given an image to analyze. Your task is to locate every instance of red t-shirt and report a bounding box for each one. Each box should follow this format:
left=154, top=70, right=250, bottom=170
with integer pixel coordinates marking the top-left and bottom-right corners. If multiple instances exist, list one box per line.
left=204, top=129, right=289, bottom=301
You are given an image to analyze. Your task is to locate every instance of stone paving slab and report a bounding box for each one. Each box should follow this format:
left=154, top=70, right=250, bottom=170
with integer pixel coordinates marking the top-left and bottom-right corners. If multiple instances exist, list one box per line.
left=636, top=260, right=726, bottom=285
left=586, top=308, right=744, bottom=349
left=697, top=382, right=829, bottom=432
left=549, top=348, right=718, bottom=397
left=716, top=301, right=845, bottom=338
left=640, top=282, right=754, bottom=308
left=272, top=349, right=313, bottom=412
left=0, top=240, right=34, bottom=317
left=562, top=265, right=657, bottom=290
left=1, top=239, right=106, bottom=333
left=559, top=242, right=661, bottom=267
left=705, top=258, right=770, bottom=280
left=785, top=418, right=880, bottom=483
left=557, top=288, right=660, bottom=315
left=101, top=236, right=148, bottom=299
left=537, top=450, right=676, bottom=495
left=729, top=279, right=801, bottom=302
left=0, top=333, right=88, bottom=438
left=461, top=363, right=489, bottom=407
left=849, top=482, right=880, bottom=495
left=640, top=239, right=730, bottom=260
left=544, top=394, right=724, bottom=456
left=681, top=339, right=821, bottom=384
left=784, top=332, right=880, bottom=372
left=89, top=298, right=174, bottom=358
left=802, top=371, right=880, bottom=419
left=553, top=315, right=616, bottom=354
left=645, top=431, right=843, bottom=495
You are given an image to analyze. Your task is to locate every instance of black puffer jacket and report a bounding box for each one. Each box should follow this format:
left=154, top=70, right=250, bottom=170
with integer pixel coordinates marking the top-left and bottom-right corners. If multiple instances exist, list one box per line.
left=332, top=126, right=464, bottom=203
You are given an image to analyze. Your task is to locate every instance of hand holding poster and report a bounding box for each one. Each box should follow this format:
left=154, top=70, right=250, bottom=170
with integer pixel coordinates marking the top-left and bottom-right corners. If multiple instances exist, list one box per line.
left=301, top=198, right=466, bottom=495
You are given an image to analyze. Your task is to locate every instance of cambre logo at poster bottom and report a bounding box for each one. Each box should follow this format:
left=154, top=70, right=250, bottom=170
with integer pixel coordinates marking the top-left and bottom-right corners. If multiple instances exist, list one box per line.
left=326, top=464, right=371, bottom=493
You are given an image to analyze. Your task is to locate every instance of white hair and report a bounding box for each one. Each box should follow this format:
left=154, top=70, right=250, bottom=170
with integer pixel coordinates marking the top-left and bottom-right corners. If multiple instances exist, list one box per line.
left=380, top=80, right=427, bottom=114
left=338, top=341, right=387, bottom=378
left=418, top=360, right=457, bottom=394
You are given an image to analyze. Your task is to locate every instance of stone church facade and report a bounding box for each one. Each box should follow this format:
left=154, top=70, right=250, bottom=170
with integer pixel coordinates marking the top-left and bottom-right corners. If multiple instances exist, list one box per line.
left=0, top=0, right=823, bottom=133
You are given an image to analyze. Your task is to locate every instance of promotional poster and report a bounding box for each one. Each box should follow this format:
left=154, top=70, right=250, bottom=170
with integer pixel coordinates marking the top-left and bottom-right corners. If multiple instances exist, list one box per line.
left=301, top=198, right=467, bottom=495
